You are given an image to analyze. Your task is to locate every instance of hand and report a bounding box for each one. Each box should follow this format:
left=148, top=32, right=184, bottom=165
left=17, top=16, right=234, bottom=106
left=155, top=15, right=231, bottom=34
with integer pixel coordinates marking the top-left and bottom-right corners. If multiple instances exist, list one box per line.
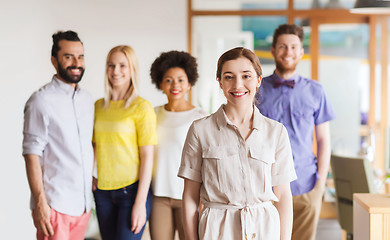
left=32, top=202, right=54, bottom=236
left=92, top=177, right=98, bottom=191
left=131, top=201, right=147, bottom=234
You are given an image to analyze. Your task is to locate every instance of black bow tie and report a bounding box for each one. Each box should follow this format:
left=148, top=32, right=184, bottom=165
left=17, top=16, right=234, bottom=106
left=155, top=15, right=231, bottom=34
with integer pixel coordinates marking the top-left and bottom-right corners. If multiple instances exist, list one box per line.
left=273, top=79, right=295, bottom=88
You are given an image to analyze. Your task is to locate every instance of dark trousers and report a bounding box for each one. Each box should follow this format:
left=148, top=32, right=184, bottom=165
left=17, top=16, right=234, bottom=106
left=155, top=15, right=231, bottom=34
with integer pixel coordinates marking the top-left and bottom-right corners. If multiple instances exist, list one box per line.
left=93, top=181, right=152, bottom=240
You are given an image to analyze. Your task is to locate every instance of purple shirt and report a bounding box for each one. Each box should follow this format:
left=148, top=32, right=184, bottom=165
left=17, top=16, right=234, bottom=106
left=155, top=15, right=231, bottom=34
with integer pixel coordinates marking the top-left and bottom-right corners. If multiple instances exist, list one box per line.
left=255, top=72, right=335, bottom=196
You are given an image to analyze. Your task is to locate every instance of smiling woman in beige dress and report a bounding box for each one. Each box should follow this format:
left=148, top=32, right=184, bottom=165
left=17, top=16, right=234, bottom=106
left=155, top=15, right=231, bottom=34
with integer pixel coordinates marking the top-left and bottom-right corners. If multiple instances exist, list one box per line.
left=178, top=47, right=297, bottom=240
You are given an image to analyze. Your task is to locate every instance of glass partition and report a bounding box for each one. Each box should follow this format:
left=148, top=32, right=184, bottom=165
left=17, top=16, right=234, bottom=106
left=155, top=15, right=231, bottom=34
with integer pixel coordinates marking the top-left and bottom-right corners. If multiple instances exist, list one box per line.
left=192, top=0, right=288, bottom=11
left=387, top=18, right=390, bottom=171
left=294, top=0, right=354, bottom=9
left=317, top=23, right=370, bottom=157
left=189, top=0, right=390, bottom=189
left=191, top=16, right=287, bottom=113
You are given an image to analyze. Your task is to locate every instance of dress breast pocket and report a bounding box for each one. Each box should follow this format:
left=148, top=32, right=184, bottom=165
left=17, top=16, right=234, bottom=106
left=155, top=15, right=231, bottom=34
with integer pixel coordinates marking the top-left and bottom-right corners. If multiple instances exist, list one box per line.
left=248, top=147, right=275, bottom=193
left=202, top=146, right=241, bottom=193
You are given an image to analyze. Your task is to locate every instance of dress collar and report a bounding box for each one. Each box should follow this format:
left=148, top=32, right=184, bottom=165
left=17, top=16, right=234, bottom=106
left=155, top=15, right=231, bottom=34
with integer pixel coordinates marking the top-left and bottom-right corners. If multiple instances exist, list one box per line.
left=215, top=104, right=263, bottom=131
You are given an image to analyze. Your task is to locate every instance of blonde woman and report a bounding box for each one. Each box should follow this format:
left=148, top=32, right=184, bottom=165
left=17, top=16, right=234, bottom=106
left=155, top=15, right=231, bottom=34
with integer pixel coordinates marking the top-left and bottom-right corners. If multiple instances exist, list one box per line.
left=93, top=45, right=157, bottom=240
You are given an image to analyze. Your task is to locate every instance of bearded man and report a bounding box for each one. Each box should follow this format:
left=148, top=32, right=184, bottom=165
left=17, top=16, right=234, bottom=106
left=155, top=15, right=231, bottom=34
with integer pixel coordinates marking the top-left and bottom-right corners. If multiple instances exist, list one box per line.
left=255, top=24, right=335, bottom=240
left=23, top=30, right=94, bottom=240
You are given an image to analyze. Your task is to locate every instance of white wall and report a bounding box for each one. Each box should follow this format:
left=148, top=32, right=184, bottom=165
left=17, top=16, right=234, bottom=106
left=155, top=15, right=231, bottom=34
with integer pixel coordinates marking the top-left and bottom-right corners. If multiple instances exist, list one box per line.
left=0, top=0, right=186, bottom=238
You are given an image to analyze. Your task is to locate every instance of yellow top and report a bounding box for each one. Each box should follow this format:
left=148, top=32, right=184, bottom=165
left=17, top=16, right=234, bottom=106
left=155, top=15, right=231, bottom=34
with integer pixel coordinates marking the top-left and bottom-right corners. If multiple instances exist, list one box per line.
left=93, top=97, right=157, bottom=190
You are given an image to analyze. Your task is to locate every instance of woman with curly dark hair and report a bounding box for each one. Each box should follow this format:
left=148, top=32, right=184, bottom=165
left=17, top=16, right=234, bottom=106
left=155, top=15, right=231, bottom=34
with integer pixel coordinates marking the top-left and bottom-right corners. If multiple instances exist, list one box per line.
left=149, top=50, right=206, bottom=240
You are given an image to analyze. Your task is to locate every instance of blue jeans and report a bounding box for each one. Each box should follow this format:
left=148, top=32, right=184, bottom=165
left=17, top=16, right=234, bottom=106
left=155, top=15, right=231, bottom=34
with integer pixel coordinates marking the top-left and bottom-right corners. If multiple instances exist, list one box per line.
left=93, top=181, right=152, bottom=240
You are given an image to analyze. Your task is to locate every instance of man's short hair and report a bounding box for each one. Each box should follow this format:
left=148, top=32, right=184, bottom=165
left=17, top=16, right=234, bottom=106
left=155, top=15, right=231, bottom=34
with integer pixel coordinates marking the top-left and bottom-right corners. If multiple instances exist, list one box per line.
left=272, top=24, right=304, bottom=48
left=51, top=30, right=82, bottom=58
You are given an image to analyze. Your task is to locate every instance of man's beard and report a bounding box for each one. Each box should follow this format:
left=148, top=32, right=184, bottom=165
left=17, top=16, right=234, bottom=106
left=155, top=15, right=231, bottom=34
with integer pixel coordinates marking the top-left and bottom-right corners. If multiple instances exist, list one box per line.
left=275, top=59, right=298, bottom=74
left=57, top=63, right=85, bottom=84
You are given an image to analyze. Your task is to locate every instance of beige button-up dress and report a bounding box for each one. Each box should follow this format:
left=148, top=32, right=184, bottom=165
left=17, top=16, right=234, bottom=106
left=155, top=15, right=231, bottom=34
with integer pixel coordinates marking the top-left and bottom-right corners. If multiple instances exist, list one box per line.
left=178, top=105, right=297, bottom=240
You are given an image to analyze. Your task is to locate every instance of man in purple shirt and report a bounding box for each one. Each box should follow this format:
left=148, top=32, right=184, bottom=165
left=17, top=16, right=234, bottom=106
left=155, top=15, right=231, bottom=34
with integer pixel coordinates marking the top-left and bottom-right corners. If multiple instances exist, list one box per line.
left=255, top=24, right=335, bottom=240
